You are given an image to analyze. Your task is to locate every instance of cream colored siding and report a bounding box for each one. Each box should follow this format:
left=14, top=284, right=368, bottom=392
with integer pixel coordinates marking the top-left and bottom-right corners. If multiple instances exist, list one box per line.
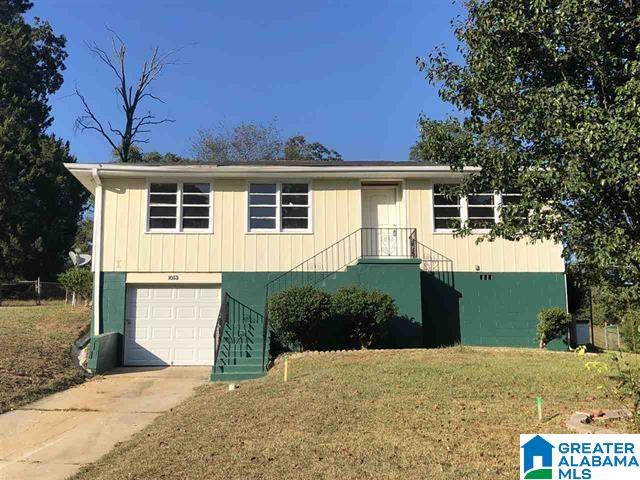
left=101, top=178, right=361, bottom=272
left=100, top=177, right=564, bottom=273
left=404, top=180, right=564, bottom=272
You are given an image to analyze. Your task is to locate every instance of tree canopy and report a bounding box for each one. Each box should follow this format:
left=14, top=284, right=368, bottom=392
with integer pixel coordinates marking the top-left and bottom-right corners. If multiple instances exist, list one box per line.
left=412, top=0, right=640, bottom=286
left=0, top=0, right=88, bottom=280
left=192, top=121, right=342, bottom=163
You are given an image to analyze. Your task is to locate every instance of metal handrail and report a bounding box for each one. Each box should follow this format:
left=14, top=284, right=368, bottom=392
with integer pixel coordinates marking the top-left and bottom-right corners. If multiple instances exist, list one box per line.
left=415, top=240, right=454, bottom=284
left=262, top=227, right=418, bottom=368
left=213, top=293, right=230, bottom=366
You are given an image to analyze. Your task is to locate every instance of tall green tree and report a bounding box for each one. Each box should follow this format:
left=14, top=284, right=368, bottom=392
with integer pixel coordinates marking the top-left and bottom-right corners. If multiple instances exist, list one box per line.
left=284, top=135, right=342, bottom=162
left=413, top=0, right=640, bottom=286
left=0, top=0, right=87, bottom=280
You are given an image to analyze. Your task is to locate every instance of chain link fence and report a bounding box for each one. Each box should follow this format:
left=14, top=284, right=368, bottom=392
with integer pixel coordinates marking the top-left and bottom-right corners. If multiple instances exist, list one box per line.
left=592, top=323, right=623, bottom=351
left=0, top=280, right=68, bottom=306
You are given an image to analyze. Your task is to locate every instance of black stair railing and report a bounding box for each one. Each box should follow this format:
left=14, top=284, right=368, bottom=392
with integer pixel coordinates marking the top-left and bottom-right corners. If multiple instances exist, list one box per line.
left=416, top=240, right=454, bottom=284
left=213, top=293, right=230, bottom=366
left=214, top=293, right=265, bottom=369
left=261, top=227, right=418, bottom=368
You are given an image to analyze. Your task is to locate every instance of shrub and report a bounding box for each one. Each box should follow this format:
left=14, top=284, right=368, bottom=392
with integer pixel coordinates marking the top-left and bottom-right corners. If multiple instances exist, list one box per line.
left=267, top=285, right=332, bottom=351
left=58, top=267, right=93, bottom=306
left=536, top=307, right=571, bottom=348
left=620, top=310, right=640, bottom=353
left=331, top=285, right=397, bottom=349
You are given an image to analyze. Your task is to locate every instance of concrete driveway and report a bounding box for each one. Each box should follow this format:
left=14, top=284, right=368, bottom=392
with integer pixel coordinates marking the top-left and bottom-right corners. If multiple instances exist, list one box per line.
left=0, top=366, right=209, bottom=480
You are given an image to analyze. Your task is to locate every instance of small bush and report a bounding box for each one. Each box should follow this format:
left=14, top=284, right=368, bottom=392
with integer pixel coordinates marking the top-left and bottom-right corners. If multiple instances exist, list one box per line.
left=58, top=267, right=93, bottom=306
left=331, top=285, right=397, bottom=349
left=536, top=307, right=571, bottom=348
left=267, top=285, right=332, bottom=351
left=620, top=310, right=640, bottom=353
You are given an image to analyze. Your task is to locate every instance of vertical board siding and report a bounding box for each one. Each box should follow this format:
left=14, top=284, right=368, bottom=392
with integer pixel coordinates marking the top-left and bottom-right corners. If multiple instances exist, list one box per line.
left=100, top=177, right=563, bottom=273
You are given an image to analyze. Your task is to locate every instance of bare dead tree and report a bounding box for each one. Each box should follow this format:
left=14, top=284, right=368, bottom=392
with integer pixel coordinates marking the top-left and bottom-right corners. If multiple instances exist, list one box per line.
left=75, top=29, right=177, bottom=163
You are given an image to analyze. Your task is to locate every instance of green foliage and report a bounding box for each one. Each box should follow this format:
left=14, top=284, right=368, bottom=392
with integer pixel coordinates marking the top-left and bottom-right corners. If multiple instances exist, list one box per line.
left=414, top=0, right=640, bottom=286
left=192, top=120, right=342, bottom=163
left=267, top=285, right=332, bottom=351
left=331, top=285, right=397, bottom=348
left=283, top=135, right=342, bottom=162
left=536, top=307, right=571, bottom=347
left=111, top=146, right=189, bottom=164
left=620, top=311, right=640, bottom=354
left=58, top=267, right=92, bottom=303
left=610, top=354, right=640, bottom=430
left=0, top=1, right=88, bottom=281
left=587, top=355, right=640, bottom=431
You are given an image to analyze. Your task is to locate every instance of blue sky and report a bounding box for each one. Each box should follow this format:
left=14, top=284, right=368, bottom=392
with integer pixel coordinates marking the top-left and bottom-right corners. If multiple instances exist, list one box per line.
left=31, top=0, right=463, bottom=163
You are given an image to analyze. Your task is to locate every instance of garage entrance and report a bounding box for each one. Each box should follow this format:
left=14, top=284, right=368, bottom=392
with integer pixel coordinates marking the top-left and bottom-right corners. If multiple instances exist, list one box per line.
left=124, top=285, right=221, bottom=366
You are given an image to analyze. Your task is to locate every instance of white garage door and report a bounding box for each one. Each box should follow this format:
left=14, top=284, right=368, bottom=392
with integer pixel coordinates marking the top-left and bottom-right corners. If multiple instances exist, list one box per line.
left=124, top=285, right=221, bottom=366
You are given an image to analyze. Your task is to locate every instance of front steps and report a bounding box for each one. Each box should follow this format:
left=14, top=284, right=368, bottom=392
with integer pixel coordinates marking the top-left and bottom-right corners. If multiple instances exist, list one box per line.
left=210, top=296, right=267, bottom=381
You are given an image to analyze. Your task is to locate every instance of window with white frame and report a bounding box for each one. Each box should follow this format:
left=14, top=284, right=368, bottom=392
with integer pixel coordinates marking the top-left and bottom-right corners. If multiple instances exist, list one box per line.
left=248, top=182, right=310, bottom=231
left=433, top=184, right=462, bottom=230
left=147, top=182, right=212, bottom=232
left=467, top=192, right=496, bottom=229
left=500, top=191, right=528, bottom=225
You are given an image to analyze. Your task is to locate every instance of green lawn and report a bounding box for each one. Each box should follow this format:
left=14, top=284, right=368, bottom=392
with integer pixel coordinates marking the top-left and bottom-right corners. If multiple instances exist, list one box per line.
left=0, top=302, right=90, bottom=413
left=73, top=347, right=624, bottom=480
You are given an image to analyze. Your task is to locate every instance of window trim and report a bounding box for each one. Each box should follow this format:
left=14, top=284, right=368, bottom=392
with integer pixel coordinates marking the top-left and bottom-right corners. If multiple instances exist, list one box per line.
left=432, top=183, right=504, bottom=234
left=246, top=180, right=313, bottom=234
left=145, top=179, right=214, bottom=234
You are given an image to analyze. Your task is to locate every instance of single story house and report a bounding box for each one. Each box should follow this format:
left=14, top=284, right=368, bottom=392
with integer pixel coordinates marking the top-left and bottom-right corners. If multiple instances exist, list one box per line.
left=65, top=161, right=567, bottom=380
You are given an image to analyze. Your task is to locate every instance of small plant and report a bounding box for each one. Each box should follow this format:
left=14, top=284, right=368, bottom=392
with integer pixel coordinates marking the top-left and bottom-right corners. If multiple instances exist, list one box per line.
left=620, top=310, right=640, bottom=353
left=536, top=307, right=571, bottom=348
left=331, top=285, right=397, bottom=349
left=586, top=355, right=640, bottom=431
left=58, top=267, right=93, bottom=306
left=267, top=285, right=332, bottom=351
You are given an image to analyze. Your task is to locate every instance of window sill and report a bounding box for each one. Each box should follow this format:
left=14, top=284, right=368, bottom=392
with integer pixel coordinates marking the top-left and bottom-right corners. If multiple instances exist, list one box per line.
left=245, top=230, right=314, bottom=235
left=144, top=229, right=214, bottom=235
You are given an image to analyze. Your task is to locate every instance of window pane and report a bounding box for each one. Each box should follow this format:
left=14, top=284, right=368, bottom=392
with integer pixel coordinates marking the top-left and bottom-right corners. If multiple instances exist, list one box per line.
left=250, top=218, right=276, bottom=229
left=250, top=207, right=276, bottom=217
left=182, top=206, right=209, bottom=217
left=150, top=183, right=177, bottom=193
left=250, top=184, right=276, bottom=194
left=183, top=183, right=210, bottom=194
left=182, top=194, right=209, bottom=205
left=281, top=194, right=308, bottom=205
left=434, top=218, right=460, bottom=229
left=468, top=194, right=494, bottom=206
left=468, top=207, right=495, bottom=218
left=149, top=206, right=177, bottom=217
left=149, top=194, right=177, bottom=205
left=183, top=218, right=209, bottom=229
left=469, top=218, right=494, bottom=229
left=149, top=218, right=176, bottom=229
left=249, top=194, right=276, bottom=205
left=282, top=184, right=308, bottom=194
left=282, top=218, right=308, bottom=229
left=434, top=206, right=460, bottom=218
left=282, top=206, right=308, bottom=218
left=433, top=185, right=460, bottom=205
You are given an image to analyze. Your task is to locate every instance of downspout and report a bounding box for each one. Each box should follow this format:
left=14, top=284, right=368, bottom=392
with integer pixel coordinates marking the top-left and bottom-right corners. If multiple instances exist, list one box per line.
left=92, top=168, right=103, bottom=337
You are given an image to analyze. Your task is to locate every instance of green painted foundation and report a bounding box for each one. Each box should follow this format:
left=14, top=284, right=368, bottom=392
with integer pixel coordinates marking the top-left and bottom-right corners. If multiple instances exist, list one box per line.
left=93, top=267, right=568, bottom=378
left=422, top=271, right=567, bottom=350
left=89, top=272, right=126, bottom=373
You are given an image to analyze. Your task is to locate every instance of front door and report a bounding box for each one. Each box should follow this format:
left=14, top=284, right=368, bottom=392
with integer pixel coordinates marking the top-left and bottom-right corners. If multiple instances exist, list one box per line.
left=361, top=187, right=399, bottom=256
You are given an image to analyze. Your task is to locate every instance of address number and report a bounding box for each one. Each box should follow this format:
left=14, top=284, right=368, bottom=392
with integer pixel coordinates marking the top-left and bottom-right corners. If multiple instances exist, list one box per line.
left=168, top=275, right=179, bottom=281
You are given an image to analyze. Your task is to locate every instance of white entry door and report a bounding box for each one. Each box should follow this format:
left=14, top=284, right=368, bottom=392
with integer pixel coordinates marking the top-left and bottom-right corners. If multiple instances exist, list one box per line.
left=124, top=285, right=221, bottom=366
left=361, top=187, right=400, bottom=256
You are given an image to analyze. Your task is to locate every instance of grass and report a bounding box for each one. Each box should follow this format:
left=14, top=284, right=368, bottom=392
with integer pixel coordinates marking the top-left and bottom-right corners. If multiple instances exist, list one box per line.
left=0, top=302, right=90, bottom=413
left=73, top=347, right=626, bottom=480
